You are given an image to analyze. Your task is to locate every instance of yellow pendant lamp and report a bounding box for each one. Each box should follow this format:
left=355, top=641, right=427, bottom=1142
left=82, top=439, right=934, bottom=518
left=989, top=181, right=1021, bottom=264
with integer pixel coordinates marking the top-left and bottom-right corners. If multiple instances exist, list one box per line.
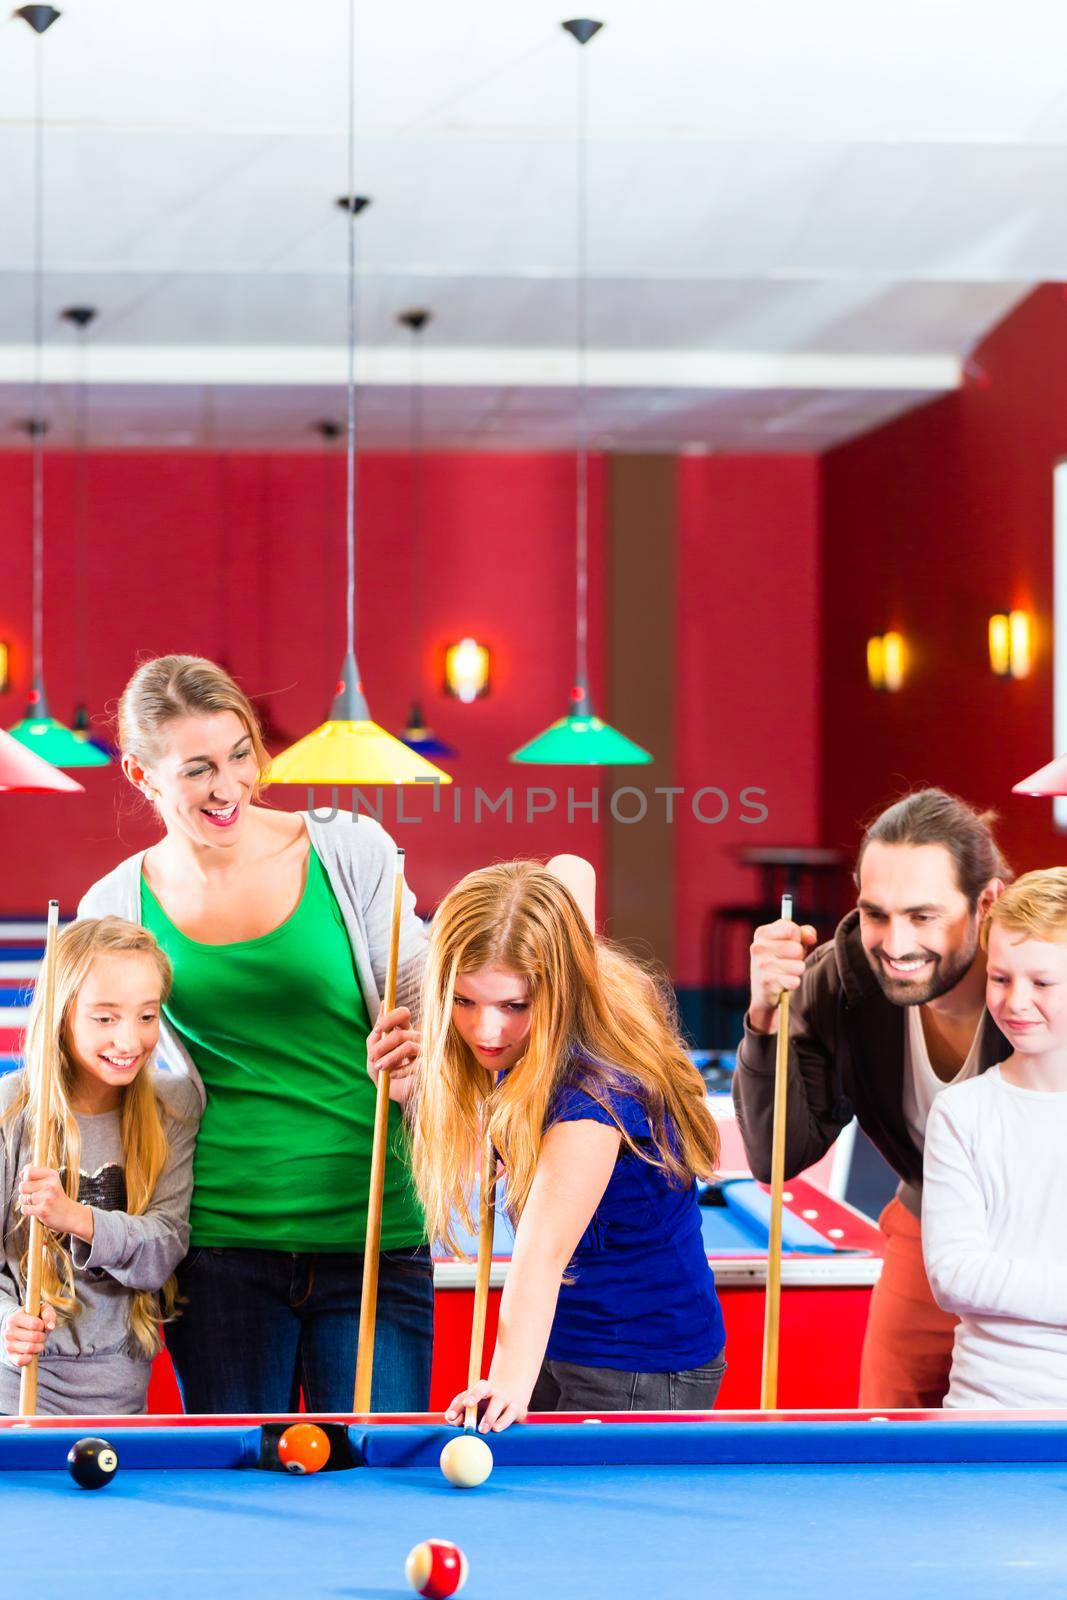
left=268, top=651, right=452, bottom=786
left=266, top=9, right=449, bottom=790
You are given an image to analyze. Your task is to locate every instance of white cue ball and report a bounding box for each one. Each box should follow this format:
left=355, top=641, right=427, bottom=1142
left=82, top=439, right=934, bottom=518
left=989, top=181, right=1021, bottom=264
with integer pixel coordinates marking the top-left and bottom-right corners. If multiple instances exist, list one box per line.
left=439, top=1433, right=494, bottom=1488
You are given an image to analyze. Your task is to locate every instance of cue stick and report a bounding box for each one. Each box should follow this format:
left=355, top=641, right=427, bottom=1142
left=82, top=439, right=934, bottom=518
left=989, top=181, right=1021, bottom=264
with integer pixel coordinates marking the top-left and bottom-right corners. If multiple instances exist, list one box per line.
left=354, top=848, right=406, bottom=1413
left=464, top=1127, right=498, bottom=1432
left=19, top=900, right=60, bottom=1418
left=760, top=891, right=794, bottom=1412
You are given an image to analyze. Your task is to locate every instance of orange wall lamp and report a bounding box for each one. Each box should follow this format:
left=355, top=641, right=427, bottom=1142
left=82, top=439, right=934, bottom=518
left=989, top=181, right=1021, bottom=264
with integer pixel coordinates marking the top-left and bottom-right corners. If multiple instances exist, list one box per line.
left=988, top=610, right=1032, bottom=679
left=866, top=631, right=907, bottom=693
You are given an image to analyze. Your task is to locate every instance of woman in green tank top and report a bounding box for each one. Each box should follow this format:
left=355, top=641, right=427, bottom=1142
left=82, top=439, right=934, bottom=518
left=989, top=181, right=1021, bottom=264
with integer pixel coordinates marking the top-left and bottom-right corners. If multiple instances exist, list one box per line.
left=78, top=654, right=432, bottom=1413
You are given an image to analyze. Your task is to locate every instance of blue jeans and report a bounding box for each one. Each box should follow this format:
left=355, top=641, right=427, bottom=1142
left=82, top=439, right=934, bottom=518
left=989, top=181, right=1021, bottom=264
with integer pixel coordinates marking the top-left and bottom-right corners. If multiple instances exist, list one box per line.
left=530, top=1350, right=726, bottom=1411
left=165, top=1244, right=434, bottom=1413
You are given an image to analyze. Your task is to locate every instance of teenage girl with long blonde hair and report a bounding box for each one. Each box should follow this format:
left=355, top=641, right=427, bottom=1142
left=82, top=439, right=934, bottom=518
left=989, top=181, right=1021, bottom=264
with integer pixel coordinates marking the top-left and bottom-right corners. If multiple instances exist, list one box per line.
left=407, top=860, right=726, bottom=1429
left=0, top=918, right=200, bottom=1414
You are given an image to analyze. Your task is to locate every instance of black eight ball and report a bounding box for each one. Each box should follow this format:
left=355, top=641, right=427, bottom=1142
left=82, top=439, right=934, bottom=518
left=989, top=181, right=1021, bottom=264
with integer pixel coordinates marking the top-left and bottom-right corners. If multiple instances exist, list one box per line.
left=67, top=1436, right=119, bottom=1490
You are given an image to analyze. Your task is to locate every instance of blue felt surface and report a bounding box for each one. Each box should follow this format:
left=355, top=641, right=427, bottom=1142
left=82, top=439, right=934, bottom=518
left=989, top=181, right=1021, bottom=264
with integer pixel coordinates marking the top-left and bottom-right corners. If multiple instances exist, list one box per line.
left=2, top=1443, right=1067, bottom=1599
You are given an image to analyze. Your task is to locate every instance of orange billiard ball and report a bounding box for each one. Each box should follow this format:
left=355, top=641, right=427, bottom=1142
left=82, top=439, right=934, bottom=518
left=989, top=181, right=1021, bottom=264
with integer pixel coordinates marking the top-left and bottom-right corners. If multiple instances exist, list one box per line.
left=278, top=1423, right=330, bottom=1475
left=405, top=1539, right=468, bottom=1599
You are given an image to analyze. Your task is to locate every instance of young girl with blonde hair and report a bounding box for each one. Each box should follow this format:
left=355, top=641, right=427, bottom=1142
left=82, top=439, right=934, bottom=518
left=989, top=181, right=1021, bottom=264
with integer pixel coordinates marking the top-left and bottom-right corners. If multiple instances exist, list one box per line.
left=409, top=860, right=726, bottom=1429
left=923, top=867, right=1067, bottom=1406
left=0, top=917, right=200, bottom=1414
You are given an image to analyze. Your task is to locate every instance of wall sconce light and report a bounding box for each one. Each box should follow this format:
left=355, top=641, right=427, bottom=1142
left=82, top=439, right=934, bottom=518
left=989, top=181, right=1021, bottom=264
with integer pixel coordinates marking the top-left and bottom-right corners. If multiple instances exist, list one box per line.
left=989, top=610, right=1032, bottom=679
left=0, top=641, right=8, bottom=693
left=444, top=637, right=491, bottom=703
left=867, top=631, right=906, bottom=692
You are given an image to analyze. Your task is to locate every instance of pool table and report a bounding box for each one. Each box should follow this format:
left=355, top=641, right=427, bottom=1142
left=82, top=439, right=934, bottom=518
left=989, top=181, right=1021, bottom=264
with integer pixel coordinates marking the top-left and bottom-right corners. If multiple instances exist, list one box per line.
left=3, top=1411, right=1066, bottom=1598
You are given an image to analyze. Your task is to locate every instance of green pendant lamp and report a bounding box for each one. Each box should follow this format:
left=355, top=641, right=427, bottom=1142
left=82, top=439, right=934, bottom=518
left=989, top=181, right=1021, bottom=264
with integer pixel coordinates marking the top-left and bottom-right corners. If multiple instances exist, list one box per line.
left=266, top=2, right=450, bottom=790
left=8, top=8, right=108, bottom=770
left=511, top=20, right=651, bottom=767
left=397, top=309, right=457, bottom=761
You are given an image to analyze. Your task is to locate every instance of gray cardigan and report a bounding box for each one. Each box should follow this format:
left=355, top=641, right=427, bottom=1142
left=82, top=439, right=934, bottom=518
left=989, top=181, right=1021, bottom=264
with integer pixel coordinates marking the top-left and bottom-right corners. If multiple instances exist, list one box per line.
left=0, top=1068, right=201, bottom=1415
left=77, top=810, right=429, bottom=1107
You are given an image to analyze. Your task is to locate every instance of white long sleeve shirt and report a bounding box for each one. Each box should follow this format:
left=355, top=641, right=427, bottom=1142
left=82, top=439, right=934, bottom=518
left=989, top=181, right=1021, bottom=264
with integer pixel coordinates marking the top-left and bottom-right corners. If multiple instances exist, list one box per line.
left=922, top=1066, right=1067, bottom=1408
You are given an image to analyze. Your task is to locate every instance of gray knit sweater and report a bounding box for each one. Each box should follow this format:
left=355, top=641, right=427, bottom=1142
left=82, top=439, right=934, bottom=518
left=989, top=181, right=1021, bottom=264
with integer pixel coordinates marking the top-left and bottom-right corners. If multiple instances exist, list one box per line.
left=0, top=1069, right=201, bottom=1414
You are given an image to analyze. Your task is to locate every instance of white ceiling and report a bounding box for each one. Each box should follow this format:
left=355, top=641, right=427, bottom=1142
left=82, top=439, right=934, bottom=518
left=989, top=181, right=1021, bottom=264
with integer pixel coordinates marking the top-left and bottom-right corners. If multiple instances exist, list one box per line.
left=0, top=0, right=1063, bottom=451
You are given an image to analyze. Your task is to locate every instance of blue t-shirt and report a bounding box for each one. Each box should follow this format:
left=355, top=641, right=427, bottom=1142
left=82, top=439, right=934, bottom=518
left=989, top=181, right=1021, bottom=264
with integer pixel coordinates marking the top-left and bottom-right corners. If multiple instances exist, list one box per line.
left=544, top=1074, right=725, bottom=1373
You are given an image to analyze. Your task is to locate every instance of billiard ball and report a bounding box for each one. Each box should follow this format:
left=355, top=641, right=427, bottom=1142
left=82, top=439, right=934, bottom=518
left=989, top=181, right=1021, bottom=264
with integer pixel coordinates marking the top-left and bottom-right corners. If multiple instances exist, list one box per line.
left=439, top=1432, right=493, bottom=1488
left=67, top=1436, right=118, bottom=1490
left=278, top=1422, right=330, bottom=1475
left=405, top=1539, right=468, bottom=1599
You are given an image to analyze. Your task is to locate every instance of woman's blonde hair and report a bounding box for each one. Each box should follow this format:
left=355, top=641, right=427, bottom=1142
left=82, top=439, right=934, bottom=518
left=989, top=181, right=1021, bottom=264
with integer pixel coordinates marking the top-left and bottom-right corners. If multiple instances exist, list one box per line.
left=117, top=654, right=270, bottom=788
left=3, top=918, right=181, bottom=1357
left=982, top=867, right=1067, bottom=949
left=411, top=860, right=720, bottom=1255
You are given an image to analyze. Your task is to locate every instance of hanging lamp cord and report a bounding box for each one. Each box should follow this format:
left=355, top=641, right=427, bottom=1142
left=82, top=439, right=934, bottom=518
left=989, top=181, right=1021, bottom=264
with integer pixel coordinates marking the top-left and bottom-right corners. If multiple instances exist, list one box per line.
left=411, top=318, right=425, bottom=695
left=30, top=35, right=45, bottom=696
left=74, top=319, right=89, bottom=709
left=344, top=0, right=358, bottom=664
left=574, top=34, right=590, bottom=704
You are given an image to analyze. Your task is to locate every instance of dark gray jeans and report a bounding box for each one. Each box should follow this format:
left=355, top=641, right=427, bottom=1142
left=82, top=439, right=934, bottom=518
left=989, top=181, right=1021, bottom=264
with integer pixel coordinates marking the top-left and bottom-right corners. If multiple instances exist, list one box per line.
left=530, top=1349, right=726, bottom=1412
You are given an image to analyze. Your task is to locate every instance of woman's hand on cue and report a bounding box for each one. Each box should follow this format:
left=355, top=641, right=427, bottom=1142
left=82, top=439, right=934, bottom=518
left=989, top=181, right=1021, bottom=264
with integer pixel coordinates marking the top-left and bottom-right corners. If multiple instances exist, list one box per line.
left=367, top=1005, right=420, bottom=1105
left=444, top=1377, right=530, bottom=1434
left=2, top=1304, right=57, bottom=1367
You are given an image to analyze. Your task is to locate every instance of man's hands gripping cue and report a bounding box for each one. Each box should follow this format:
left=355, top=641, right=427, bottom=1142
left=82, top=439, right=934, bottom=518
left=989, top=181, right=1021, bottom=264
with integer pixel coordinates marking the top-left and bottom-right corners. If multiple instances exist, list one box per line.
left=748, top=919, right=818, bottom=1035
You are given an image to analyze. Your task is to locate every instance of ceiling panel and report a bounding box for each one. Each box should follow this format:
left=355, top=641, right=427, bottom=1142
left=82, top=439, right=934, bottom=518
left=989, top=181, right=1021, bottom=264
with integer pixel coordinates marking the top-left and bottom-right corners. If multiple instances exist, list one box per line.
left=0, top=1, right=1058, bottom=450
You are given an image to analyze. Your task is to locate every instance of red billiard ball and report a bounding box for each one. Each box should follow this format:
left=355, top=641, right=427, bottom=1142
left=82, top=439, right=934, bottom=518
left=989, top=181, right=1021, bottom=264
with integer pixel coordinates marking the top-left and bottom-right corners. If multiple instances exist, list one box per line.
left=278, top=1423, right=330, bottom=1475
left=405, top=1538, right=468, bottom=1599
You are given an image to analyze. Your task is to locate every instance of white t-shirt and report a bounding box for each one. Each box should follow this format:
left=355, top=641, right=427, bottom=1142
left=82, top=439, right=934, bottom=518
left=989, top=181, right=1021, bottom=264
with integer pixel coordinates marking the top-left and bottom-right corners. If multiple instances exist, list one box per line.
left=922, top=1066, right=1067, bottom=1408
left=902, top=1003, right=983, bottom=1153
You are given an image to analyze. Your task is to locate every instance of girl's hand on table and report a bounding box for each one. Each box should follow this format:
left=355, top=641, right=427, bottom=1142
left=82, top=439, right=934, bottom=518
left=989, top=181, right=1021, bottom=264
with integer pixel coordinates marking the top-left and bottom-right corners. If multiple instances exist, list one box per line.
left=2, top=1304, right=57, bottom=1367
left=445, top=1377, right=530, bottom=1434
left=367, top=1005, right=420, bottom=1105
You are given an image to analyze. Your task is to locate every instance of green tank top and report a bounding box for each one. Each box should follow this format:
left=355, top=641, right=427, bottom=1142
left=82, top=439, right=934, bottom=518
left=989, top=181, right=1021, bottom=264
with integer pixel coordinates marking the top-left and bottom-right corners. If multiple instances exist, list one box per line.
left=140, top=849, right=424, bottom=1252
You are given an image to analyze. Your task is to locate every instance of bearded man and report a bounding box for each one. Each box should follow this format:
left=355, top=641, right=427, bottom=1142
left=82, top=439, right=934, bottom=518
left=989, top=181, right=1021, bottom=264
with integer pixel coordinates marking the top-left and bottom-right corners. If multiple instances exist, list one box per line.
left=733, top=788, right=1011, bottom=1407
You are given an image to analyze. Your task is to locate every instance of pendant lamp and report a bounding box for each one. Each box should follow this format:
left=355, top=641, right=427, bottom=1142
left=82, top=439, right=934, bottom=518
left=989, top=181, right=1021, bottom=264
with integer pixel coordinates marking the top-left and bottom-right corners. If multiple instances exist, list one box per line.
left=62, top=304, right=115, bottom=760
left=266, top=3, right=450, bottom=789
left=397, top=309, right=457, bottom=761
left=510, top=20, right=651, bottom=767
left=8, top=8, right=108, bottom=770
left=0, top=725, right=83, bottom=794
left=1012, top=755, right=1067, bottom=797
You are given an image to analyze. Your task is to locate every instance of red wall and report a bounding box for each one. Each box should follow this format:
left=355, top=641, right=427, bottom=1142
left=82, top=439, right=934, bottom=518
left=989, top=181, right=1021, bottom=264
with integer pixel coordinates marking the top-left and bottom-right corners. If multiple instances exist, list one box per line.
left=821, top=285, right=1066, bottom=875
left=0, top=441, right=826, bottom=983
left=674, top=455, right=822, bottom=985
left=0, top=451, right=605, bottom=916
